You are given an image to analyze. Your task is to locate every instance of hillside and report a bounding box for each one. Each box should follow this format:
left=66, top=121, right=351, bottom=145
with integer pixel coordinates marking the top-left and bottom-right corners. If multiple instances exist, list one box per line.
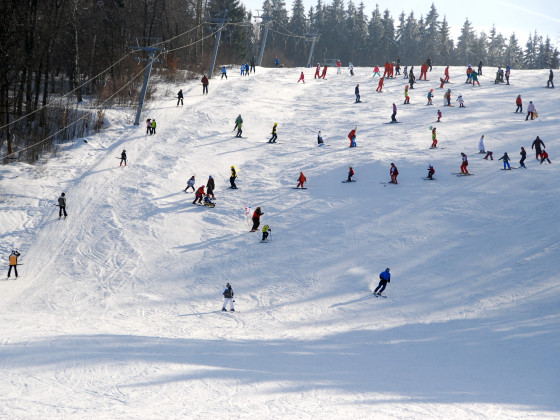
left=0, top=66, right=559, bottom=419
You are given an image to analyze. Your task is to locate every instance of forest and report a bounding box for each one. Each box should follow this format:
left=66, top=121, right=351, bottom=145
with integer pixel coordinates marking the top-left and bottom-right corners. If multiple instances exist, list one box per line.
left=0, top=0, right=557, bottom=163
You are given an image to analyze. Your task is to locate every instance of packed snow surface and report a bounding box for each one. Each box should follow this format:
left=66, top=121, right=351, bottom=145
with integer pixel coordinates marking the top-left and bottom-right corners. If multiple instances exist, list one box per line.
left=1, top=66, right=559, bottom=419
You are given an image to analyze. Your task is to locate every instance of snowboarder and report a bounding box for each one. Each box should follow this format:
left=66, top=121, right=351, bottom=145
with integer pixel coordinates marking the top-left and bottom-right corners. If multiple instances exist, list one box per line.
left=222, top=283, right=234, bottom=311
left=355, top=84, right=361, bottom=103
left=261, top=225, right=271, bottom=242
left=515, top=95, right=522, bottom=113
left=151, top=119, right=156, bottom=135
left=230, top=166, right=238, bottom=189
left=456, top=93, right=465, bottom=107
left=201, top=75, right=209, bottom=94
left=532, top=136, right=545, bottom=159
left=185, top=175, right=195, bottom=192
left=540, top=150, right=551, bottom=164
left=519, top=147, right=527, bottom=168
left=547, top=69, right=554, bottom=88
left=7, top=250, right=20, bottom=278
left=177, top=89, right=183, bottom=106
left=251, top=207, right=263, bottom=231
left=314, top=63, right=321, bottom=79
left=58, top=192, right=67, bottom=219
left=269, top=123, right=278, bottom=143
left=478, top=135, right=486, bottom=153
left=221, top=66, right=227, bottom=79
left=206, top=175, right=215, bottom=198
left=526, top=101, right=535, bottom=120
left=297, top=71, right=305, bottom=83
left=372, top=65, right=380, bottom=78
left=437, top=109, right=442, bottom=122
left=376, top=77, right=384, bottom=92
left=374, top=268, right=391, bottom=296
left=347, top=166, right=354, bottom=182
left=499, top=152, right=511, bottom=170
left=192, top=185, right=205, bottom=204
left=317, top=130, right=324, bottom=146
left=348, top=128, right=357, bottom=147
left=390, top=163, right=399, bottom=184
left=146, top=118, right=152, bottom=135
left=234, top=115, right=243, bottom=137
left=460, top=153, right=469, bottom=175
left=431, top=127, right=438, bottom=148
left=120, top=149, right=127, bottom=166
left=427, top=89, right=433, bottom=105
left=336, top=59, right=341, bottom=74
left=404, top=85, right=410, bottom=104
left=391, top=103, right=397, bottom=122
left=427, top=164, right=435, bottom=180
left=296, top=172, right=307, bottom=188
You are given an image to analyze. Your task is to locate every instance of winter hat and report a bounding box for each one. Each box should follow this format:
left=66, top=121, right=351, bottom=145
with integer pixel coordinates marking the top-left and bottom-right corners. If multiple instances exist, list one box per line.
left=209, top=175, right=212, bottom=178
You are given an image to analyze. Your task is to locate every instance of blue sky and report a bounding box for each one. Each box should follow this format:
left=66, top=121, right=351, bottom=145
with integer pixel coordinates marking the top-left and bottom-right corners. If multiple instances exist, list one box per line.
left=242, top=0, right=560, bottom=45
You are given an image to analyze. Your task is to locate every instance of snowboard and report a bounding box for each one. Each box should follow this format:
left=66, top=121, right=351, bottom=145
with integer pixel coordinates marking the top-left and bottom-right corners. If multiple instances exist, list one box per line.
left=228, top=187, right=239, bottom=189
left=429, top=147, right=445, bottom=149
left=342, top=180, right=357, bottom=183
left=380, top=181, right=398, bottom=185
left=500, top=167, right=517, bottom=170
left=455, top=173, right=475, bottom=176
left=293, top=187, right=308, bottom=189
left=384, top=121, right=401, bottom=124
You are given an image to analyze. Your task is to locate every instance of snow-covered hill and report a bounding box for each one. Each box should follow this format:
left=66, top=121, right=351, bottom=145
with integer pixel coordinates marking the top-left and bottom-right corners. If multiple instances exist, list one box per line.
left=1, top=65, right=559, bottom=419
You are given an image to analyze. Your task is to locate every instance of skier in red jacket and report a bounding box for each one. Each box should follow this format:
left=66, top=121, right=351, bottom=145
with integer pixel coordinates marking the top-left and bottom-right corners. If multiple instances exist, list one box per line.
left=296, top=172, right=307, bottom=188
left=314, top=63, right=321, bottom=79
left=376, top=77, right=384, bottom=92
left=348, top=128, right=357, bottom=147
left=443, top=66, right=450, bottom=83
left=192, top=185, right=205, bottom=204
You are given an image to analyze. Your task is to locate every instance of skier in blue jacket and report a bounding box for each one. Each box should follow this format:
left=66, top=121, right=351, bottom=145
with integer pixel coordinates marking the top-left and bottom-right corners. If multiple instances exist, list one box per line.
left=374, top=268, right=391, bottom=296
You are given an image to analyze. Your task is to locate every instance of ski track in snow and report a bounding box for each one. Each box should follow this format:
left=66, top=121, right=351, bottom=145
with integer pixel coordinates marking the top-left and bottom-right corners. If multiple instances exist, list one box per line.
left=0, top=66, right=559, bottom=419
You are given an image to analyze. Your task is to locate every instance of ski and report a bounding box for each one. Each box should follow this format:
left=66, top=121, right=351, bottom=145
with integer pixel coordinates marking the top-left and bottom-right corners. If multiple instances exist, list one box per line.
left=456, top=173, right=475, bottom=176
left=429, top=147, right=445, bottom=149
left=422, top=177, right=436, bottom=180
left=374, top=294, right=387, bottom=298
left=293, top=187, right=307, bottom=189
left=500, top=167, right=518, bottom=170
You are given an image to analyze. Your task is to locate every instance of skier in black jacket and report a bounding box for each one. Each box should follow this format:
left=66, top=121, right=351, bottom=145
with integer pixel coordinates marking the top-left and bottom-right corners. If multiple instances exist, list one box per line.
left=206, top=175, right=215, bottom=198
left=222, top=283, right=235, bottom=311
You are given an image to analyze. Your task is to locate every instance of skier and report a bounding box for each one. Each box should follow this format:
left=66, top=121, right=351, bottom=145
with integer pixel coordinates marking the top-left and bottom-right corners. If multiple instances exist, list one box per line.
left=403, top=65, right=408, bottom=79
left=336, top=59, right=341, bottom=74
left=317, top=130, right=324, bottom=146
left=221, top=66, right=227, bottom=79
left=532, top=136, right=545, bottom=159
left=7, top=249, right=20, bottom=278
left=206, top=175, right=215, bottom=198
left=261, top=225, right=271, bottom=242
left=230, top=166, right=238, bottom=189
left=269, top=123, right=278, bottom=143
left=437, top=109, right=442, bottom=122
left=320, top=66, right=328, bottom=79
left=408, top=66, right=415, bottom=89
left=177, top=89, right=184, bottom=106
left=251, top=207, right=263, bottom=231
left=297, top=71, right=305, bottom=83
left=355, top=84, right=361, bottom=103
left=540, top=150, right=551, bottom=164
left=314, top=63, right=321, bottom=78
left=471, top=70, right=480, bottom=86
left=478, top=60, right=483, bottom=76
left=390, top=163, right=399, bottom=184
left=376, top=77, right=384, bottom=92
left=460, top=153, right=469, bottom=175
left=347, top=166, right=355, bottom=182
left=478, top=135, right=486, bottom=153
left=505, top=66, right=511, bottom=85
left=58, top=192, right=67, bottom=219
left=146, top=118, right=152, bottom=135
left=427, top=164, right=435, bottom=180
left=201, top=75, right=209, bottom=94
left=222, top=283, right=234, bottom=312
left=439, top=77, right=445, bottom=89
left=499, top=152, right=511, bottom=170
left=466, top=65, right=473, bottom=83
left=456, top=93, right=465, bottom=107
left=296, top=172, right=307, bottom=188
left=374, top=268, right=391, bottom=296
left=372, top=65, right=380, bottom=78
left=547, top=69, right=554, bottom=88
left=250, top=56, right=256, bottom=73
left=484, top=151, right=494, bottom=160
left=444, top=89, right=452, bottom=106
left=515, top=95, right=522, bottom=113
left=526, top=101, right=535, bottom=120
left=185, top=175, right=195, bottom=192
left=519, top=147, right=527, bottom=168
left=427, top=89, right=434, bottom=105
left=391, top=103, right=397, bottom=122
left=349, top=62, right=354, bottom=76
left=192, top=185, right=205, bottom=204
left=348, top=128, right=357, bottom=147
left=234, top=115, right=243, bottom=137
left=151, top=119, right=156, bottom=135
left=430, top=127, right=438, bottom=148
left=419, top=61, right=428, bottom=80
left=404, top=85, right=410, bottom=104
left=120, top=149, right=127, bottom=167
left=443, top=66, right=450, bottom=83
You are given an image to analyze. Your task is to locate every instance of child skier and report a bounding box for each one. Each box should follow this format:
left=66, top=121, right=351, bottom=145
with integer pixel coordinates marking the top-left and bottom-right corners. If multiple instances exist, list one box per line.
left=234, top=115, right=243, bottom=137
left=427, top=164, right=435, bottom=180
left=297, top=71, right=305, bottom=83
left=372, top=65, right=380, bottom=78
left=317, top=130, right=324, bottom=146
left=347, top=166, right=355, bottom=182
left=390, top=163, right=399, bottom=184
left=471, top=70, right=480, bottom=86
left=320, top=66, right=328, bottom=79
left=437, top=110, right=442, bottom=122
left=296, top=172, right=307, bottom=188
left=222, top=283, right=234, bottom=311
left=374, top=268, right=391, bottom=296
left=519, top=147, right=527, bottom=168
left=460, top=153, right=469, bottom=174
left=376, top=77, right=384, bottom=92
left=230, top=166, right=238, bottom=189
left=185, top=175, right=195, bottom=192
left=430, top=127, right=438, bottom=148
left=404, top=85, right=410, bottom=104
left=261, top=225, right=271, bottom=242
left=427, top=89, right=433, bottom=105
left=515, top=95, right=522, bottom=113
left=456, top=93, right=465, bottom=107
left=348, top=128, right=357, bottom=147
left=499, top=152, right=511, bottom=170
left=540, top=150, right=551, bottom=164
left=269, top=123, right=278, bottom=143
left=192, top=185, right=205, bottom=204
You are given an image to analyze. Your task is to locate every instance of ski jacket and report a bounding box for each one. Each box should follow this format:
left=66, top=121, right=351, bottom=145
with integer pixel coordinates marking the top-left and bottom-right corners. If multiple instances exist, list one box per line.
left=235, top=117, right=243, bottom=128
left=9, top=251, right=20, bottom=266
left=298, top=173, right=307, bottom=183
left=390, top=166, right=398, bottom=176
left=348, top=168, right=354, bottom=177
left=541, top=151, right=549, bottom=159
left=393, top=104, right=397, bottom=114
left=262, top=225, right=270, bottom=233
left=221, top=67, right=227, bottom=74
left=121, top=151, right=126, bottom=160
left=428, top=166, right=435, bottom=175
left=404, top=88, right=409, bottom=98
left=146, top=119, right=151, bottom=128
left=253, top=208, right=263, bottom=218
left=549, top=71, right=554, bottom=81
left=206, top=177, right=215, bottom=191
left=444, top=67, right=449, bottom=76
left=223, top=286, right=234, bottom=298
left=432, top=130, right=437, bottom=140
left=58, top=196, right=66, bottom=207
left=317, top=134, right=323, bottom=144
left=532, top=138, right=545, bottom=150
left=187, top=178, right=195, bottom=187
left=272, top=125, right=277, bottom=134
left=201, top=76, right=209, bottom=85
left=231, top=168, right=237, bottom=178
left=499, top=154, right=510, bottom=162
left=520, top=149, right=526, bottom=158
left=527, top=102, right=535, bottom=112
left=355, top=85, right=359, bottom=95
left=177, top=90, right=183, bottom=99
left=471, top=72, right=478, bottom=81
left=151, top=120, right=156, bottom=128
left=379, top=269, right=391, bottom=282
left=348, top=130, right=356, bottom=140
left=462, top=155, right=469, bottom=165
left=516, top=96, right=522, bottom=106
left=195, top=186, right=205, bottom=197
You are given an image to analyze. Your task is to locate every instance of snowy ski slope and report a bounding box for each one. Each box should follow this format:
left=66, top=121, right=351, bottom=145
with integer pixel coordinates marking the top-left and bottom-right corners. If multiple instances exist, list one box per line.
left=0, top=65, right=559, bottom=419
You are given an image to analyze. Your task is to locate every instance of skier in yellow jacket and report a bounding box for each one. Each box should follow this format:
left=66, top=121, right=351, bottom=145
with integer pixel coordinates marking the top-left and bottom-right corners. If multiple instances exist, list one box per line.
left=7, top=250, right=20, bottom=278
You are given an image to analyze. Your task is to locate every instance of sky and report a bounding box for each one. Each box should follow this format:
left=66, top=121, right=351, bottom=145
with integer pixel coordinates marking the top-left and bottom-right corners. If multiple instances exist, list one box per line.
left=242, top=0, right=560, bottom=45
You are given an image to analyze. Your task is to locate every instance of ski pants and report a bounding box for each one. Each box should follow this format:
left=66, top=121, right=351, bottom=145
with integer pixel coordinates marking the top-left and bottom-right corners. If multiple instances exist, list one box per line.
left=236, top=128, right=242, bottom=137
left=7, top=265, right=18, bottom=278
left=193, top=194, right=203, bottom=204
left=251, top=217, right=260, bottom=231
left=230, top=177, right=237, bottom=188
left=269, top=133, right=277, bottom=142
left=461, top=163, right=469, bottom=174
left=520, top=157, right=526, bottom=167
left=203, top=85, right=208, bottom=94
left=374, top=279, right=388, bottom=294
left=59, top=205, right=67, bottom=217
left=503, top=161, right=511, bottom=169
left=223, top=298, right=234, bottom=310
left=355, top=94, right=360, bottom=102
left=262, top=231, right=269, bottom=241
left=391, top=113, right=397, bottom=122
left=177, top=97, right=183, bottom=106
left=526, top=111, right=534, bottom=120
left=547, top=80, right=554, bottom=88
left=535, top=148, right=542, bottom=159
left=516, top=105, right=522, bottom=113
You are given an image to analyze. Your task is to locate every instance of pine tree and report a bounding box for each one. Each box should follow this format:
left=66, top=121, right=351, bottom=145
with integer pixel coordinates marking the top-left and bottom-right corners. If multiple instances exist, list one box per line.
left=455, top=18, right=476, bottom=65
left=422, top=3, right=441, bottom=64
left=288, top=0, right=308, bottom=65
left=439, top=16, right=453, bottom=64
left=367, top=6, right=383, bottom=65
left=380, top=9, right=396, bottom=61
left=504, top=33, right=523, bottom=69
